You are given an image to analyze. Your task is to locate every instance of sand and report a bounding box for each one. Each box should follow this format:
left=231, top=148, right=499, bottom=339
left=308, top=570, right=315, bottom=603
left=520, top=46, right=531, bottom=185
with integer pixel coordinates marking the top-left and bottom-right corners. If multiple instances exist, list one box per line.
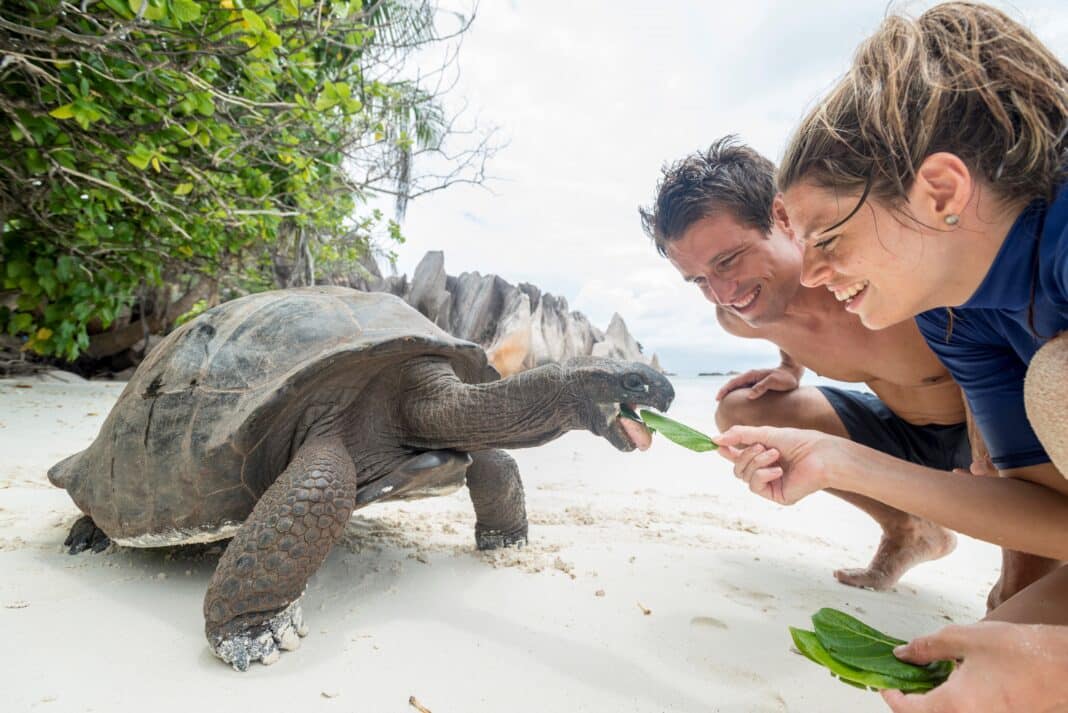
left=0, top=373, right=997, bottom=713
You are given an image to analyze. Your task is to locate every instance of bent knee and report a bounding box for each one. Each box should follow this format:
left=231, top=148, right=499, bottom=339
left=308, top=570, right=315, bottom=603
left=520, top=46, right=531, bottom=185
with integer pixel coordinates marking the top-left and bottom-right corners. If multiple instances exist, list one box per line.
left=715, top=388, right=767, bottom=430
left=1025, top=335, right=1068, bottom=474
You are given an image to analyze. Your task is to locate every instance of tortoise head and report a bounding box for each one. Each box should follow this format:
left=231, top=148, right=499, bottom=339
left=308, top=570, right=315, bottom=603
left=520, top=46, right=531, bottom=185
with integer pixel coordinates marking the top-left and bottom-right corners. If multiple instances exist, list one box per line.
left=563, top=357, right=675, bottom=452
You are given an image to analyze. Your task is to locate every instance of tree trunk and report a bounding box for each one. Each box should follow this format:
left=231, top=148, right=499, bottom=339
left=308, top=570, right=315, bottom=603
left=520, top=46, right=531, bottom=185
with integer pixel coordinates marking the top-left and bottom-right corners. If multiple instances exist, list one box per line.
left=85, top=277, right=217, bottom=359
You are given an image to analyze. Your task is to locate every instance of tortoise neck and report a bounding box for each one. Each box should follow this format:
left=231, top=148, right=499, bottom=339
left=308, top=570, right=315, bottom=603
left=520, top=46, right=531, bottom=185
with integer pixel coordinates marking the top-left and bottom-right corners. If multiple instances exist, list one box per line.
left=400, top=358, right=583, bottom=451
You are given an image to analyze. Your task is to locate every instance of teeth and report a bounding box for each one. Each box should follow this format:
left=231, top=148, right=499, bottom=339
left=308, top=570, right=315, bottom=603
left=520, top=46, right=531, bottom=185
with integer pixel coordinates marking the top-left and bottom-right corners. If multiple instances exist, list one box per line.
left=732, top=286, right=759, bottom=308
left=831, top=280, right=869, bottom=302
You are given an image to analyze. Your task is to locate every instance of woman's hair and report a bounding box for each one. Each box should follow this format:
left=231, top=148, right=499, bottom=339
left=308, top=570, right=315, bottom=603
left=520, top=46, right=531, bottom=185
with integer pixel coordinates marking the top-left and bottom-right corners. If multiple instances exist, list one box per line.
left=778, top=2, right=1068, bottom=208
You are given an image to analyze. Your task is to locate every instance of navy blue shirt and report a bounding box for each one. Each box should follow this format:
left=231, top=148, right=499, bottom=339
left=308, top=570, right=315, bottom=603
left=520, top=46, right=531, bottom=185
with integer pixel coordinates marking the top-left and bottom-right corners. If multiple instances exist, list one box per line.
left=916, top=182, right=1068, bottom=470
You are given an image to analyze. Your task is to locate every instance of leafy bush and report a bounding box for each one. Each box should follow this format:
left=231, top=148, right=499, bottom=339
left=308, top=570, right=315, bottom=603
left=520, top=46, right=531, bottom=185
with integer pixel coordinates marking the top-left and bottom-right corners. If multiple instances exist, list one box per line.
left=0, top=0, right=486, bottom=361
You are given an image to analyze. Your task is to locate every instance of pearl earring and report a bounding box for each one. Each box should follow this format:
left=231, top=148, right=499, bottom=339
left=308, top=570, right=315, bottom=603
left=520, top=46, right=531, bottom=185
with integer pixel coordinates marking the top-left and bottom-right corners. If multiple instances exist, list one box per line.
left=944, top=214, right=960, bottom=226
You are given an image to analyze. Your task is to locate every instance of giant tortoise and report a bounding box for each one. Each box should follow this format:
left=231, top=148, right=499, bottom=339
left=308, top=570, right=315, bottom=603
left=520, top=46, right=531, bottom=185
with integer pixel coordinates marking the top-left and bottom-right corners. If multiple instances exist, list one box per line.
left=48, top=287, right=673, bottom=670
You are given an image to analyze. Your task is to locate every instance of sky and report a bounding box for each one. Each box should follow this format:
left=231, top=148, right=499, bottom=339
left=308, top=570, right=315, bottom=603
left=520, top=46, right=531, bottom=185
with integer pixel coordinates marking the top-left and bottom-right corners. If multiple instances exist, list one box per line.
left=380, top=0, right=1068, bottom=376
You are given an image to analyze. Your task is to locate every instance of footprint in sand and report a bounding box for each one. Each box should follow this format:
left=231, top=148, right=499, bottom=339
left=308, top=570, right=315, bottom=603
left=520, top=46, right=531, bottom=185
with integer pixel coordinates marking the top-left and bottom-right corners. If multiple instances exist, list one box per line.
left=722, top=583, right=778, bottom=611
left=690, top=616, right=728, bottom=629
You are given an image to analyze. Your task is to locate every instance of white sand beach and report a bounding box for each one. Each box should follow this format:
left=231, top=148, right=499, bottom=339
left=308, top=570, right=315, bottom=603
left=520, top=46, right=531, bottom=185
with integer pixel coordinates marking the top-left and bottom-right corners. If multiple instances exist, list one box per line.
left=0, top=373, right=997, bottom=713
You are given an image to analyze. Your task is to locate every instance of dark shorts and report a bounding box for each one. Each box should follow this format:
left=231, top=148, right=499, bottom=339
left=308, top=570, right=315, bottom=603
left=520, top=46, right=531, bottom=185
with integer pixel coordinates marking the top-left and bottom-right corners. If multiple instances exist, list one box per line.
left=816, top=386, right=971, bottom=472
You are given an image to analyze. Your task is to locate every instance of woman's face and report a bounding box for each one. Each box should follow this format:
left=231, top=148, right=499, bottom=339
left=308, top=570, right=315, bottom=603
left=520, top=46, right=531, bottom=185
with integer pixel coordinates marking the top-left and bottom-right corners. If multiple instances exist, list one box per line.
left=782, top=180, right=946, bottom=330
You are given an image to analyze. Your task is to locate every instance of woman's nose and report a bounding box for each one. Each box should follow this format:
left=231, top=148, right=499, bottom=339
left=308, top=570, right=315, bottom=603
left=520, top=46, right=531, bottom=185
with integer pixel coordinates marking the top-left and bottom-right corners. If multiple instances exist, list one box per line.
left=801, top=245, right=833, bottom=288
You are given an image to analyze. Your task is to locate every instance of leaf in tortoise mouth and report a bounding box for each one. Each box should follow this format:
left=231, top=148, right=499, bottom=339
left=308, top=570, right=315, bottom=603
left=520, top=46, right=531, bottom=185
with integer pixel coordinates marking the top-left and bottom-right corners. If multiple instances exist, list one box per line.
left=637, top=409, right=717, bottom=452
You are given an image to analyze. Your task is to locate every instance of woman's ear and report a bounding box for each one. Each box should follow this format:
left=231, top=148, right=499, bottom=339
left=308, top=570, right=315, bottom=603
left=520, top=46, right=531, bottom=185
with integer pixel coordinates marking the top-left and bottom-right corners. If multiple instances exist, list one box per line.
left=913, top=152, right=973, bottom=225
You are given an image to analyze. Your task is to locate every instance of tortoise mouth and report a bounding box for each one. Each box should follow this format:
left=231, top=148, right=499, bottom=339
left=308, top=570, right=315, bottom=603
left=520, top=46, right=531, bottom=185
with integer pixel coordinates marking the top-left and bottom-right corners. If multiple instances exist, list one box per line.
left=601, top=401, right=655, bottom=452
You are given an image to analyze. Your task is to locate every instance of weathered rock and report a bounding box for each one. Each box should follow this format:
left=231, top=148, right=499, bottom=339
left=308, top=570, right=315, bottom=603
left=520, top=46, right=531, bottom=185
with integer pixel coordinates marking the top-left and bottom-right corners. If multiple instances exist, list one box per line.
left=405, top=252, right=452, bottom=331
left=592, top=313, right=644, bottom=362
left=347, top=250, right=659, bottom=374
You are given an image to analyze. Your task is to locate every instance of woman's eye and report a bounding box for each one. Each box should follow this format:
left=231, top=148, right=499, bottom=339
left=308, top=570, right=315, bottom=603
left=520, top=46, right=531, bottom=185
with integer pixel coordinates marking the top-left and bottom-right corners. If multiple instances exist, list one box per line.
left=813, top=235, right=838, bottom=251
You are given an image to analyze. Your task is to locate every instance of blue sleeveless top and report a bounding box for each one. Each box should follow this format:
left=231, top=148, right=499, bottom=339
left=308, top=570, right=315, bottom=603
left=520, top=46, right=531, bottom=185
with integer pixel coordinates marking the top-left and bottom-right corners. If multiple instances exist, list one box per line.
left=916, top=182, right=1068, bottom=470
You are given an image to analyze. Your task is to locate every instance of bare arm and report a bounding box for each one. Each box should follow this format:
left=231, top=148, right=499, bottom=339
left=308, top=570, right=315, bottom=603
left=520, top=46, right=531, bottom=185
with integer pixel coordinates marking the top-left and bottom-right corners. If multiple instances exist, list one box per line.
left=716, top=426, right=1068, bottom=561
left=961, top=392, right=995, bottom=474
left=833, top=447, right=1068, bottom=559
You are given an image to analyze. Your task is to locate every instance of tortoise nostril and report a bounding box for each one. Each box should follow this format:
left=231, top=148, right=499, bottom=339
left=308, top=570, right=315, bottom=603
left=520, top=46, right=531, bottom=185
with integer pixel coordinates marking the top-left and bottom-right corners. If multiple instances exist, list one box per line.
left=622, top=373, right=645, bottom=391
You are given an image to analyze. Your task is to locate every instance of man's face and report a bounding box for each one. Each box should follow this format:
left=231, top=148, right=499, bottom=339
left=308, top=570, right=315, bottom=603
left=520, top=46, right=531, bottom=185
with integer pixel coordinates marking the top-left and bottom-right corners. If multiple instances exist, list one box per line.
left=664, top=205, right=803, bottom=327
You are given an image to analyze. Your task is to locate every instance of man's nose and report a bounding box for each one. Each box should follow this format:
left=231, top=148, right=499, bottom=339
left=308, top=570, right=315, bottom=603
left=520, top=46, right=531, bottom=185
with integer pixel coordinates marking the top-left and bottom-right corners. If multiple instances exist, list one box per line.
left=801, top=245, right=832, bottom=288
left=704, top=275, right=735, bottom=305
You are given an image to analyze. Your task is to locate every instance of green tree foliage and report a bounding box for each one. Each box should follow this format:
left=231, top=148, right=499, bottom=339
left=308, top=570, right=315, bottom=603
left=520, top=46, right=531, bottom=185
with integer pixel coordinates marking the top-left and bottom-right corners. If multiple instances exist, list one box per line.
left=0, top=0, right=487, bottom=361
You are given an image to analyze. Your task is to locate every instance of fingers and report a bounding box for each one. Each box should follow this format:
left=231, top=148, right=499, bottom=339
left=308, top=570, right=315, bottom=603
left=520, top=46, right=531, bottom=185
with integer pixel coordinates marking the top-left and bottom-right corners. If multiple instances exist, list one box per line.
left=712, top=425, right=776, bottom=450
left=893, top=625, right=970, bottom=665
left=881, top=688, right=948, bottom=713
left=727, top=443, right=784, bottom=502
left=716, top=371, right=763, bottom=400
left=747, top=376, right=773, bottom=399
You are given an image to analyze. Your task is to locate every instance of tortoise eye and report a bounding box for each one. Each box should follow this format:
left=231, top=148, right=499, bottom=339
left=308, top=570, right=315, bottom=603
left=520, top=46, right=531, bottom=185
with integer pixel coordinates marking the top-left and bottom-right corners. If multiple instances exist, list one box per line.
left=623, top=373, right=645, bottom=391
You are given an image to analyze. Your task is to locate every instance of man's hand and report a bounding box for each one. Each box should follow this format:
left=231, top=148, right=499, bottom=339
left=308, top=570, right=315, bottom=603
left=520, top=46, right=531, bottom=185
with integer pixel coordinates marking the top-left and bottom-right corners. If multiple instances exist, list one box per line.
left=713, top=425, right=838, bottom=505
left=716, top=367, right=801, bottom=401
left=881, top=622, right=1068, bottom=713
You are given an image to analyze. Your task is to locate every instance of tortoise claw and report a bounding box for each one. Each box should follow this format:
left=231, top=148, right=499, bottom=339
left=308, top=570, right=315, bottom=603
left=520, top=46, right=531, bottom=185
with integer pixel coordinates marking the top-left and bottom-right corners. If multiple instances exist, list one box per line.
left=64, top=515, right=111, bottom=554
left=208, top=600, right=309, bottom=672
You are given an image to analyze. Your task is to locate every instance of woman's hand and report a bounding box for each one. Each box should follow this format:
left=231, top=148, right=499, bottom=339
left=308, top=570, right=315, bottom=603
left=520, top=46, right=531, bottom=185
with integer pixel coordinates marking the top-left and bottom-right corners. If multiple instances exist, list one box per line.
left=713, top=425, right=846, bottom=505
left=882, top=622, right=1068, bottom=713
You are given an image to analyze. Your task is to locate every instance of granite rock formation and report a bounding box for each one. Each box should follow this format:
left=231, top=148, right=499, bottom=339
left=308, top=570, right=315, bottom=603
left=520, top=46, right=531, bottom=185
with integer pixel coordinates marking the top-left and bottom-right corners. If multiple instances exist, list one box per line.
left=342, top=251, right=659, bottom=377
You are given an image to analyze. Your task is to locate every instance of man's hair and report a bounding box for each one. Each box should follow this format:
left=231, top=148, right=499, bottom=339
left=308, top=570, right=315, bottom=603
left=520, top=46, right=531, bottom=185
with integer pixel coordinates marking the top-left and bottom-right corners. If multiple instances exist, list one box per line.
left=640, top=136, right=777, bottom=257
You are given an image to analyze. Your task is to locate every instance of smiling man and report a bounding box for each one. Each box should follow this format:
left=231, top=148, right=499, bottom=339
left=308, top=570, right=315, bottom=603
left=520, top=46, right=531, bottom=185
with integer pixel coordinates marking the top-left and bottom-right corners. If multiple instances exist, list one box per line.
left=637, top=137, right=1022, bottom=596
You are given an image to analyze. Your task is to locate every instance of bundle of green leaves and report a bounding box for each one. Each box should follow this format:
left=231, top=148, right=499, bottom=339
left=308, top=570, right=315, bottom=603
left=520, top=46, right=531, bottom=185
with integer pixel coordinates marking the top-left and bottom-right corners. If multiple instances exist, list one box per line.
left=789, top=608, right=954, bottom=693
left=619, top=406, right=718, bottom=452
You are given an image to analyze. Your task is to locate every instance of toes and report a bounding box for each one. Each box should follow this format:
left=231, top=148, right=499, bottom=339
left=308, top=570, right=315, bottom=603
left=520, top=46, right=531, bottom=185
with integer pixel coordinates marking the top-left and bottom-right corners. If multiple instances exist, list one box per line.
left=834, top=567, right=888, bottom=590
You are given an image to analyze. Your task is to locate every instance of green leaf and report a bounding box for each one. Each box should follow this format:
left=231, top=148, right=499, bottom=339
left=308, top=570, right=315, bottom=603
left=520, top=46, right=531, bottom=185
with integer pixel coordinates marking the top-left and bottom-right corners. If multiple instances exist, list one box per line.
left=126, top=152, right=151, bottom=171
left=637, top=409, right=718, bottom=452
left=812, top=609, right=954, bottom=683
left=49, top=104, right=75, bottom=120
left=172, top=0, right=202, bottom=23
left=101, top=0, right=135, bottom=19
left=790, top=628, right=936, bottom=694
left=174, top=182, right=194, bottom=196
left=242, top=8, right=267, bottom=33
left=618, top=404, right=642, bottom=422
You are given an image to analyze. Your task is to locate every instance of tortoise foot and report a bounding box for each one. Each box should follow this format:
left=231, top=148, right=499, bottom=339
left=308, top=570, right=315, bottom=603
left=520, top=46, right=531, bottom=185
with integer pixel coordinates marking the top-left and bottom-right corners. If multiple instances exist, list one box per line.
left=64, top=515, right=111, bottom=554
left=208, top=601, right=309, bottom=672
left=475, top=523, right=528, bottom=551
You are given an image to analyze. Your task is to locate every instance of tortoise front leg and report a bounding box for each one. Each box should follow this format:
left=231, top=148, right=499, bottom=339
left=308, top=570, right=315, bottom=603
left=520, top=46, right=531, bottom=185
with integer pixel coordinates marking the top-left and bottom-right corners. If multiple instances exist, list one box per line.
left=203, top=437, right=357, bottom=671
left=466, top=449, right=528, bottom=550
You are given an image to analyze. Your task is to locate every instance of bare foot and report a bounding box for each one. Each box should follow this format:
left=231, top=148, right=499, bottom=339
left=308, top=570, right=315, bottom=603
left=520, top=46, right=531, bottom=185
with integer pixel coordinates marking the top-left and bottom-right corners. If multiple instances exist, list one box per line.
left=987, top=551, right=1062, bottom=612
left=834, top=517, right=956, bottom=590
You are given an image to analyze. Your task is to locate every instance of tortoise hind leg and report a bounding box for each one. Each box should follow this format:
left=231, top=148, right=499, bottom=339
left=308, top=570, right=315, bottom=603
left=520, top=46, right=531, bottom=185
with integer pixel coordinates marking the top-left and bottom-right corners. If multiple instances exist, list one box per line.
left=466, top=449, right=528, bottom=550
left=203, top=436, right=357, bottom=671
left=65, top=515, right=111, bottom=554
